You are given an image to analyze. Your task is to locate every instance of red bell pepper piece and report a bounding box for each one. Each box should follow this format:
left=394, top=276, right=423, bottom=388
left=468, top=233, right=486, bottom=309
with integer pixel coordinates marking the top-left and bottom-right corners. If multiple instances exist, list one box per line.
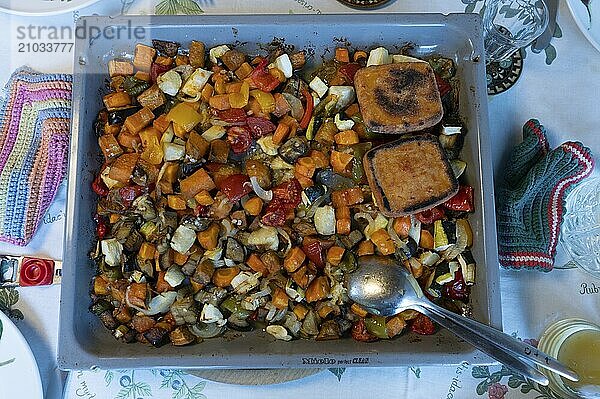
left=302, top=237, right=325, bottom=268
left=410, top=314, right=436, bottom=335
left=338, top=63, right=362, bottom=84
left=247, top=116, right=276, bottom=138
left=249, top=58, right=281, bottom=92
left=227, top=126, right=252, bottom=154
left=91, top=174, right=109, bottom=197
left=118, top=185, right=145, bottom=208
left=218, top=174, right=253, bottom=202
left=415, top=206, right=446, bottom=225
left=299, top=87, right=314, bottom=130
left=218, top=108, right=247, bottom=125
left=435, top=74, right=452, bottom=98
left=443, top=185, right=474, bottom=212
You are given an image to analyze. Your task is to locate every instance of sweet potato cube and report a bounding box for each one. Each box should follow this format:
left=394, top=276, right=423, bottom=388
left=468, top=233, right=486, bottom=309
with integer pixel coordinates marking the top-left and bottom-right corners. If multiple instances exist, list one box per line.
left=212, top=266, right=240, bottom=288
left=271, top=287, right=289, bottom=310
left=186, top=131, right=209, bottom=160
left=138, top=242, right=156, bottom=260
left=194, top=190, right=214, bottom=206
left=103, top=92, right=131, bottom=110
left=293, top=304, right=309, bottom=320
left=134, top=71, right=151, bottom=82
left=334, top=130, right=359, bottom=145
left=326, top=246, right=345, bottom=266
left=98, top=134, right=123, bottom=161
left=243, top=197, right=263, bottom=216
left=133, top=44, right=156, bottom=72
left=246, top=253, right=268, bottom=276
left=235, top=62, right=253, bottom=80
left=189, top=40, right=206, bottom=68
left=124, top=107, right=154, bottom=134
left=180, top=168, right=215, bottom=199
left=357, top=240, right=375, bottom=256
left=197, top=223, right=219, bottom=250
left=330, top=150, right=354, bottom=174
left=153, top=114, right=170, bottom=133
left=108, top=59, right=133, bottom=77
left=137, top=84, right=166, bottom=110
left=108, top=153, right=139, bottom=183
left=284, top=247, right=306, bottom=273
left=167, top=194, right=187, bottom=210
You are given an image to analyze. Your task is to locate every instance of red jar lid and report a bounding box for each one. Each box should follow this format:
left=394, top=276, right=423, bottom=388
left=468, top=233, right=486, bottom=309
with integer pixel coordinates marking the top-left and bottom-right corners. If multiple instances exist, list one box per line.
left=19, top=257, right=54, bottom=286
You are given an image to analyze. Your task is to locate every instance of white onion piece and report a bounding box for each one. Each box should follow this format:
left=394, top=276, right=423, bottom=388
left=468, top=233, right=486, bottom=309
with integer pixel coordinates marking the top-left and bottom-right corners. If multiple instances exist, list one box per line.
left=250, top=176, right=273, bottom=201
left=126, top=290, right=177, bottom=316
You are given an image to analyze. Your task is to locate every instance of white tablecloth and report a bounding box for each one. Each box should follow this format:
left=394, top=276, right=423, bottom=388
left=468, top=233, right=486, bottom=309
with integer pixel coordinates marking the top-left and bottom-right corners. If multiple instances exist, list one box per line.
left=0, top=1, right=598, bottom=398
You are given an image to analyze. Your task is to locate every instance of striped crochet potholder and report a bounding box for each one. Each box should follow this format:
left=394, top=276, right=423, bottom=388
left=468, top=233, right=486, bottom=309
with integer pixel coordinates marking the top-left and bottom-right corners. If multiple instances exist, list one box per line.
left=0, top=67, right=72, bottom=246
left=496, top=119, right=595, bottom=271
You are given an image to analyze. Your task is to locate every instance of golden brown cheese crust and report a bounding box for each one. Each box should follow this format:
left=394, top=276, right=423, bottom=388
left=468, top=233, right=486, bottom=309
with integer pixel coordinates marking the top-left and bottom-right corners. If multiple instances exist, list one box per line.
left=364, top=135, right=458, bottom=216
left=354, top=63, right=443, bottom=134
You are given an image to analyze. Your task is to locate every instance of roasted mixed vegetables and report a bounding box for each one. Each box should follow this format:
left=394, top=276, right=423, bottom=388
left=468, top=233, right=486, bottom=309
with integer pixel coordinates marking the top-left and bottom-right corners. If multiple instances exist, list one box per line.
left=91, top=39, right=475, bottom=346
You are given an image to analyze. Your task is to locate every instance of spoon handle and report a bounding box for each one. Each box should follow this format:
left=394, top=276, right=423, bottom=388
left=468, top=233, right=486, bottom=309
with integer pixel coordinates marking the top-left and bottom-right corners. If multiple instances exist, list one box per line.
left=420, top=302, right=578, bottom=382
left=416, top=304, right=550, bottom=386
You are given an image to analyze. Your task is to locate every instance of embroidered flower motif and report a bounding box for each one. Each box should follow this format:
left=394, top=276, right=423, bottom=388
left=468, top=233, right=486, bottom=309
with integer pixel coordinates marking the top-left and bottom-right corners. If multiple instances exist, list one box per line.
left=488, top=382, right=509, bottom=399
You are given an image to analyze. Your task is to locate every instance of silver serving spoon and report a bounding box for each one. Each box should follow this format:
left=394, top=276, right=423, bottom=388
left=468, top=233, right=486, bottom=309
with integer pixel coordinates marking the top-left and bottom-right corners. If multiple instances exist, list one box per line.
left=346, top=256, right=579, bottom=386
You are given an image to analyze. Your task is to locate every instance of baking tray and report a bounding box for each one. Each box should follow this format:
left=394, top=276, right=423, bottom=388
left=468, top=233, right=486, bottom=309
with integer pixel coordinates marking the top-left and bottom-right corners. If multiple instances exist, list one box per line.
left=58, top=13, right=500, bottom=370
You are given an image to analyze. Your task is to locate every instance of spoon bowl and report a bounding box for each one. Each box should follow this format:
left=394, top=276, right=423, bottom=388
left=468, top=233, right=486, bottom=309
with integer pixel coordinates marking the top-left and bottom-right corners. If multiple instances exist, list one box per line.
left=346, top=255, right=579, bottom=386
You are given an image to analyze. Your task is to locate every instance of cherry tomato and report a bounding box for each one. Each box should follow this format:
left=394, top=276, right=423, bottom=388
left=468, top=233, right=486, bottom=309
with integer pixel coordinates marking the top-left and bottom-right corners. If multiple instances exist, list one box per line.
left=249, top=58, right=281, bottom=92
left=247, top=116, right=276, bottom=138
left=91, top=174, right=109, bottom=197
left=410, top=314, right=436, bottom=335
left=261, top=198, right=287, bottom=227
left=415, top=206, right=446, bottom=225
left=227, top=126, right=252, bottom=154
left=338, top=63, right=362, bottom=84
left=302, top=237, right=324, bottom=268
left=194, top=204, right=210, bottom=217
left=435, top=74, right=452, bottom=98
left=443, top=269, right=470, bottom=302
left=443, top=185, right=474, bottom=213
left=95, top=215, right=108, bottom=240
left=118, top=185, right=145, bottom=207
left=218, top=174, right=252, bottom=202
left=351, top=319, right=378, bottom=342
left=272, top=178, right=302, bottom=207
left=218, top=108, right=247, bottom=125
left=150, top=62, right=172, bottom=83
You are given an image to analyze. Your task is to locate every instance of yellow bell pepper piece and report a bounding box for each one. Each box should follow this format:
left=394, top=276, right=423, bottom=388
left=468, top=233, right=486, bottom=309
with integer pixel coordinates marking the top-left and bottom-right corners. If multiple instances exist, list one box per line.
left=250, top=89, right=275, bottom=113
left=229, top=81, right=250, bottom=108
left=166, top=103, right=202, bottom=132
left=139, top=127, right=163, bottom=165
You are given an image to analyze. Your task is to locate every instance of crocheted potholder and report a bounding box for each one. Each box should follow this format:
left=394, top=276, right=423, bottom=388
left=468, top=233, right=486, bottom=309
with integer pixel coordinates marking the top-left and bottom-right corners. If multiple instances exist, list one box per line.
left=0, top=67, right=72, bottom=246
left=496, top=119, right=595, bottom=271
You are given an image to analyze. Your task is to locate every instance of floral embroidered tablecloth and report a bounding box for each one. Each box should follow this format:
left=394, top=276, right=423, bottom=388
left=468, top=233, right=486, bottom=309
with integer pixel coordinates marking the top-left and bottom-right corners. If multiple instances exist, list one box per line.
left=0, top=1, right=599, bottom=398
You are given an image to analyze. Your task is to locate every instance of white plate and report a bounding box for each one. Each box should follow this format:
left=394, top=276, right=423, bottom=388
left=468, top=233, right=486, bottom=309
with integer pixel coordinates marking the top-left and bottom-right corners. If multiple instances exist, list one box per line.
left=0, top=0, right=100, bottom=16
left=566, top=0, right=600, bottom=52
left=0, top=312, right=43, bottom=399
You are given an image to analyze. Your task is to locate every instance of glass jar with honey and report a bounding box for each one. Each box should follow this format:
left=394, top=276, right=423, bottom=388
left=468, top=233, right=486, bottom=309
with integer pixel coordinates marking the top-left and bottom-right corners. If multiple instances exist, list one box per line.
left=538, top=318, right=600, bottom=398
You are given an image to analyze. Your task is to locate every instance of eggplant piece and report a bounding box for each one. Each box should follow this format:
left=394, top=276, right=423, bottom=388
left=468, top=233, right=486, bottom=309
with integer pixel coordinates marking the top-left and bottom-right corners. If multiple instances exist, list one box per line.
left=396, top=237, right=418, bottom=260
left=89, top=299, right=113, bottom=316
left=303, top=185, right=325, bottom=204
left=118, top=327, right=137, bottom=343
left=458, top=250, right=476, bottom=285
left=180, top=215, right=212, bottom=232
left=438, top=133, right=464, bottom=160
left=152, top=39, right=181, bottom=57
left=180, top=160, right=205, bottom=178
left=123, top=76, right=151, bottom=97
left=314, top=168, right=355, bottom=191
left=98, top=310, right=119, bottom=330
left=170, top=297, right=198, bottom=325
left=433, top=220, right=457, bottom=251
left=315, top=319, right=341, bottom=341
left=123, top=229, right=143, bottom=253
left=225, top=237, right=245, bottom=263
left=278, top=136, right=309, bottom=164
left=143, top=326, right=169, bottom=347
left=170, top=326, right=196, bottom=346
left=339, top=229, right=363, bottom=249
left=108, top=106, right=140, bottom=126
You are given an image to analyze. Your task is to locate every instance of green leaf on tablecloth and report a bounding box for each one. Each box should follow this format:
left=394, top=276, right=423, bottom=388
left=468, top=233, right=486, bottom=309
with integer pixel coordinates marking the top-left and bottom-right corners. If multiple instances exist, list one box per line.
left=133, top=382, right=152, bottom=396
left=0, top=318, right=3, bottom=340
left=520, top=382, right=534, bottom=394
left=190, top=381, right=206, bottom=393
left=499, top=365, right=513, bottom=376
left=150, top=369, right=158, bottom=377
left=160, top=370, right=184, bottom=389
left=410, top=367, right=421, bottom=378
left=471, top=365, right=490, bottom=379
left=508, top=375, right=524, bottom=388
left=0, top=288, right=23, bottom=320
left=465, top=2, right=477, bottom=13
left=544, top=44, right=557, bottom=65
left=476, top=379, right=490, bottom=395
left=105, top=370, right=114, bottom=386
left=554, top=23, right=563, bottom=38
left=489, top=371, right=503, bottom=383
left=328, top=368, right=346, bottom=381
left=155, top=0, right=204, bottom=15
